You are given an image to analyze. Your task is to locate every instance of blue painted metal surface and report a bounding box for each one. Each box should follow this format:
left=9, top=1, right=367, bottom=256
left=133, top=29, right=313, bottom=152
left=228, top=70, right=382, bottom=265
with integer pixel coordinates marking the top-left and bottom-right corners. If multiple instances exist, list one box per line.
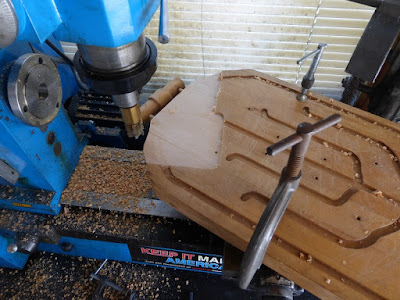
left=0, top=107, right=85, bottom=214
left=0, top=40, right=85, bottom=215
left=0, top=39, right=78, bottom=102
left=39, top=237, right=133, bottom=262
left=0, top=0, right=160, bottom=269
left=0, top=235, right=29, bottom=269
left=11, top=0, right=160, bottom=47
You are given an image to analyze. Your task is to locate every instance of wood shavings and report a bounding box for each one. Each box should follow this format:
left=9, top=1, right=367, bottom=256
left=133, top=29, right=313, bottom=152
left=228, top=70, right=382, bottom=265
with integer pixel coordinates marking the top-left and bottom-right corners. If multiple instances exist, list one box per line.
left=299, top=252, right=305, bottom=259
left=62, top=146, right=153, bottom=214
left=323, top=142, right=329, bottom=148
left=307, top=255, right=313, bottom=263
left=338, top=239, right=343, bottom=244
left=325, top=278, right=331, bottom=284
left=372, top=190, right=383, bottom=198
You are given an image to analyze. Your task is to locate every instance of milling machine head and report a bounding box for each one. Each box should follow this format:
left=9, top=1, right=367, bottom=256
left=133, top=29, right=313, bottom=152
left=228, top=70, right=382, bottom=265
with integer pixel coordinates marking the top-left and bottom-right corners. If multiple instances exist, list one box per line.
left=74, top=34, right=157, bottom=138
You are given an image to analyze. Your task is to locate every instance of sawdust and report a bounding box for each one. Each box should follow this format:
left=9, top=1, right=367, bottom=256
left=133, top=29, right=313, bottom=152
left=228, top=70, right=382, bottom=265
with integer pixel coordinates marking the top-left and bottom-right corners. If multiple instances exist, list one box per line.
left=62, top=146, right=153, bottom=213
left=0, top=252, right=197, bottom=300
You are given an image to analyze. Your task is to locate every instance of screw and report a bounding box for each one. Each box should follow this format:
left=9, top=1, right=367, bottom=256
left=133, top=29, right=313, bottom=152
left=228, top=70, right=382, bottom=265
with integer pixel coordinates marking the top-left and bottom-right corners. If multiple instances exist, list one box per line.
left=267, top=114, right=342, bottom=179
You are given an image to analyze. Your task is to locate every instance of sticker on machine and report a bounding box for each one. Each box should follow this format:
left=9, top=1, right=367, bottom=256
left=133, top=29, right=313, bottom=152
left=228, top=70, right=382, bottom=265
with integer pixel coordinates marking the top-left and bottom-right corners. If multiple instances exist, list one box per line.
left=130, top=245, right=223, bottom=274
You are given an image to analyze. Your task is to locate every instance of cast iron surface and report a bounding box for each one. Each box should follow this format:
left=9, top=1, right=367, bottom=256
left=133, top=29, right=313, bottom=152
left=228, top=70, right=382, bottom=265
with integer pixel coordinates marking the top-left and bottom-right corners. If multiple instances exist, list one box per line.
left=345, top=1, right=400, bottom=82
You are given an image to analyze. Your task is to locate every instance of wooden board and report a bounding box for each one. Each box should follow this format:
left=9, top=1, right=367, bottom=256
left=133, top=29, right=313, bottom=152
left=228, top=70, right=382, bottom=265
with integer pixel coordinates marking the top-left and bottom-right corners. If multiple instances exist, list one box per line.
left=144, top=70, right=400, bottom=299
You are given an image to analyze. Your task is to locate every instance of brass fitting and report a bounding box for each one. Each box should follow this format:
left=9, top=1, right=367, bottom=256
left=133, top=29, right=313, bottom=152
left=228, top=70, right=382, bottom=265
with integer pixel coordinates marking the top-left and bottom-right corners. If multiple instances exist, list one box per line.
left=121, top=105, right=144, bottom=139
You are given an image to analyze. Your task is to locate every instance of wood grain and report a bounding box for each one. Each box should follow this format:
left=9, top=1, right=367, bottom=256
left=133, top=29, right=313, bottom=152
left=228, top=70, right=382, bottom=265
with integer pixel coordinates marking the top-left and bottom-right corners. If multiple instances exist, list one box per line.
left=144, top=70, right=400, bottom=299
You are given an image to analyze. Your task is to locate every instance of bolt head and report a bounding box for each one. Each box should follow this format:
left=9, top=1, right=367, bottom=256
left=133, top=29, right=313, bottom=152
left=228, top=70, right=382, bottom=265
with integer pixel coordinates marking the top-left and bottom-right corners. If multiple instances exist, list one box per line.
left=7, top=243, right=18, bottom=254
left=297, top=122, right=314, bottom=134
left=296, top=94, right=308, bottom=102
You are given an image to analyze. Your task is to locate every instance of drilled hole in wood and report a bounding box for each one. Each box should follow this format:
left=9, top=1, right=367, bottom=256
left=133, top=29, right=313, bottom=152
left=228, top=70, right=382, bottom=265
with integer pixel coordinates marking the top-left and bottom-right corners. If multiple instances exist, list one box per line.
left=323, top=158, right=327, bottom=161
left=314, top=176, right=319, bottom=180
left=374, top=162, right=378, bottom=166
left=302, top=107, right=310, bottom=115
left=356, top=216, right=361, bottom=221
left=261, top=109, right=268, bottom=118
left=276, top=135, right=280, bottom=139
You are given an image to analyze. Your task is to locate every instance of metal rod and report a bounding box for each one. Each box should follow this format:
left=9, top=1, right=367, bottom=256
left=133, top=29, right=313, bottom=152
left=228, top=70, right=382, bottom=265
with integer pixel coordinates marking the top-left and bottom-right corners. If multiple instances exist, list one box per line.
left=238, top=175, right=301, bottom=289
left=267, top=134, right=303, bottom=156
left=296, top=48, right=320, bottom=64
left=310, top=113, right=342, bottom=134
left=45, top=39, right=74, bottom=66
left=158, top=0, right=170, bottom=44
left=90, top=258, right=108, bottom=281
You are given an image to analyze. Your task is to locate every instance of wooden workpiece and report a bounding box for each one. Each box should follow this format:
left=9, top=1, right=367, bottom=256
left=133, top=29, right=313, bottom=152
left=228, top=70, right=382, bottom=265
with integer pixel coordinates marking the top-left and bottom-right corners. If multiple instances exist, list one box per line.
left=144, top=70, right=400, bottom=299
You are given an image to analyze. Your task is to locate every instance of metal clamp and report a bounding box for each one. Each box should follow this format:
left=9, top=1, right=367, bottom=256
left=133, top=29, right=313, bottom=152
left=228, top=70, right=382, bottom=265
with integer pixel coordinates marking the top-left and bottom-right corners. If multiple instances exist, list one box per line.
left=238, top=114, right=342, bottom=289
left=296, top=43, right=327, bottom=102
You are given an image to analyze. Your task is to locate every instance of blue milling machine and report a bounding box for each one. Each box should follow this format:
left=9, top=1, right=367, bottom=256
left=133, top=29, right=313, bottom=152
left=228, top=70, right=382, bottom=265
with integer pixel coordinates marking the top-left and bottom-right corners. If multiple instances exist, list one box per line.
left=0, top=0, right=173, bottom=268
